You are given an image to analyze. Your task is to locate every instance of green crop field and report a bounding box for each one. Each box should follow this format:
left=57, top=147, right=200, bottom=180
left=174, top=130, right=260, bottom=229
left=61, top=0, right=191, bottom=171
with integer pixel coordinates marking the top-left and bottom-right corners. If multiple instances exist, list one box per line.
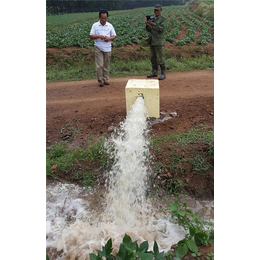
left=46, top=4, right=214, bottom=48
left=46, top=1, right=214, bottom=81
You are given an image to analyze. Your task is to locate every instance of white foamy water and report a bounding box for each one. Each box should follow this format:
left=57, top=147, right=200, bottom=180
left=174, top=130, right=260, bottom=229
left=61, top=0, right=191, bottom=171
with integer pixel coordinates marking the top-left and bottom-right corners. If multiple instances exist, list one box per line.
left=46, top=183, right=186, bottom=260
left=47, top=97, right=206, bottom=259
left=104, top=96, right=151, bottom=226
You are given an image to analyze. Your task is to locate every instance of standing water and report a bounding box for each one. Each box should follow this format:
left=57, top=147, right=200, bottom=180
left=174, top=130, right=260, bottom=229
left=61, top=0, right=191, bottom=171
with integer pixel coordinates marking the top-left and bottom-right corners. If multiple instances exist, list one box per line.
left=46, top=97, right=211, bottom=259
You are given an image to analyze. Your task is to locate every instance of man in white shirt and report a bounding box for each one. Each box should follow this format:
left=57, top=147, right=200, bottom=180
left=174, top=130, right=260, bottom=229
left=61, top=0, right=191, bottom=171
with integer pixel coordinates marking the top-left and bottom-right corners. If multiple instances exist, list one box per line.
left=90, top=10, right=116, bottom=87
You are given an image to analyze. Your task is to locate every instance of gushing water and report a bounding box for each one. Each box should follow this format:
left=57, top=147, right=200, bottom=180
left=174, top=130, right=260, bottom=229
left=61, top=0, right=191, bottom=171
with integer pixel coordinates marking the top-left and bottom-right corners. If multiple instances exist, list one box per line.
left=46, top=97, right=187, bottom=260
left=104, top=96, right=151, bottom=226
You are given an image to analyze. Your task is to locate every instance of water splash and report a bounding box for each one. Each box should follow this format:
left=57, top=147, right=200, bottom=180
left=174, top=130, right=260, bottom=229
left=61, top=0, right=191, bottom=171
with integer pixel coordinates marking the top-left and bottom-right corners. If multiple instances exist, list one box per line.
left=104, top=96, right=151, bottom=226
left=46, top=97, right=186, bottom=260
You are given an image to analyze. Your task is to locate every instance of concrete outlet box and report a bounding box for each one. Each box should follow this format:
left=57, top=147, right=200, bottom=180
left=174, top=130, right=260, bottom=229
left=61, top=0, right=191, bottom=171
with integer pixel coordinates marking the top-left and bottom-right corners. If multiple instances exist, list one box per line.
left=125, top=79, right=160, bottom=118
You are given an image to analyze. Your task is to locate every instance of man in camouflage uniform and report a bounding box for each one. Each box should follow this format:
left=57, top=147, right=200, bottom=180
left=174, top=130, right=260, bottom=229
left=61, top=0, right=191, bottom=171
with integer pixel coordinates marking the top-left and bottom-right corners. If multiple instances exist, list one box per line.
left=145, top=4, right=167, bottom=80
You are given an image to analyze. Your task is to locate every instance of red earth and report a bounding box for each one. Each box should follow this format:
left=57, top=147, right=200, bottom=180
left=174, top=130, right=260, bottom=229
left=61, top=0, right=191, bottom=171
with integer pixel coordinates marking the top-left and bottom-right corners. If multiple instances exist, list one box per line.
left=46, top=70, right=213, bottom=145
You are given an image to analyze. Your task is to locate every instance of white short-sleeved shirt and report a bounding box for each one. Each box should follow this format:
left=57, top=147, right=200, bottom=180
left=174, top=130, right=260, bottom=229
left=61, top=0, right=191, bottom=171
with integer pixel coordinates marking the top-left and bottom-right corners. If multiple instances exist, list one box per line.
left=89, top=21, right=116, bottom=52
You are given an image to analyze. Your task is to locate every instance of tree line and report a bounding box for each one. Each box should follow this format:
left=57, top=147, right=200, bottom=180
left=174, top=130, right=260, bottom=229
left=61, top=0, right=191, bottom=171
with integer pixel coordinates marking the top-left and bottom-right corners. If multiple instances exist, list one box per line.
left=46, top=0, right=188, bottom=15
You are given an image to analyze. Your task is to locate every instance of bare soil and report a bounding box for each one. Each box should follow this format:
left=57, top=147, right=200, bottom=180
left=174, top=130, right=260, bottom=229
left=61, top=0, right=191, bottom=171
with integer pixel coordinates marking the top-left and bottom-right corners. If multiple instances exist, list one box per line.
left=46, top=70, right=213, bottom=143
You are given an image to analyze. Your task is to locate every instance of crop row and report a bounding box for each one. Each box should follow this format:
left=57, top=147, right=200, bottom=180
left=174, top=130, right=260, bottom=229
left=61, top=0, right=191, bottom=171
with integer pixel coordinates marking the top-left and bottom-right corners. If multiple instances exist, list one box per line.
left=46, top=6, right=214, bottom=48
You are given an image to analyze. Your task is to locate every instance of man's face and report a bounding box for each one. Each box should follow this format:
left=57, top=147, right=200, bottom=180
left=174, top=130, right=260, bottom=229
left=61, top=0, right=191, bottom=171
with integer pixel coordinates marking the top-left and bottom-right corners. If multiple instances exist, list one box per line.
left=154, top=8, right=162, bottom=17
left=99, top=13, right=107, bottom=25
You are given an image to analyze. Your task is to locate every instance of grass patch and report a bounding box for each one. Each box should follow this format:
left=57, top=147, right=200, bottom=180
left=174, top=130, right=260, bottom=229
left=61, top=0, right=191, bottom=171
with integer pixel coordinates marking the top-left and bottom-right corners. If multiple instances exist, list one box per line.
left=46, top=50, right=213, bottom=82
left=46, top=137, right=110, bottom=187
left=149, top=125, right=214, bottom=197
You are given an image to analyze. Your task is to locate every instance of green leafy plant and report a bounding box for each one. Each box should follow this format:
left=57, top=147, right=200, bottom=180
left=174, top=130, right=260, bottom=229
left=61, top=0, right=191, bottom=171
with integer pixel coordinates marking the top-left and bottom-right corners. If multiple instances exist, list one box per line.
left=89, top=233, right=164, bottom=260
left=206, top=251, right=214, bottom=260
left=168, top=201, right=214, bottom=259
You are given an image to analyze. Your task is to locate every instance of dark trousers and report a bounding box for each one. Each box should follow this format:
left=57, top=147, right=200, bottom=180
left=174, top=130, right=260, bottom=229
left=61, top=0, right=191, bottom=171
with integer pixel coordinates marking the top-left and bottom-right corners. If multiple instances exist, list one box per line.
left=150, top=45, right=165, bottom=68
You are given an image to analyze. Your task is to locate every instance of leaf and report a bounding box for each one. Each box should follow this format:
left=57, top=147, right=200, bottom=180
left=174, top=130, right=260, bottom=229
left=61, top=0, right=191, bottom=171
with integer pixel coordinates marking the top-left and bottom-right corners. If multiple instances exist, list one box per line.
left=104, top=238, right=113, bottom=256
left=168, top=202, right=178, bottom=212
left=153, top=241, right=159, bottom=254
left=123, top=233, right=132, bottom=247
left=89, top=253, right=97, bottom=260
left=155, top=251, right=164, bottom=260
left=153, top=241, right=164, bottom=260
left=139, top=241, right=149, bottom=253
left=175, top=242, right=188, bottom=259
left=117, top=244, right=127, bottom=259
left=194, top=232, right=207, bottom=246
left=122, top=233, right=137, bottom=251
left=189, top=226, right=196, bottom=238
left=117, top=243, right=135, bottom=260
left=178, top=210, right=186, bottom=217
left=138, top=251, right=154, bottom=260
left=208, top=230, right=214, bottom=244
left=186, top=240, right=198, bottom=253
left=50, top=164, right=57, bottom=169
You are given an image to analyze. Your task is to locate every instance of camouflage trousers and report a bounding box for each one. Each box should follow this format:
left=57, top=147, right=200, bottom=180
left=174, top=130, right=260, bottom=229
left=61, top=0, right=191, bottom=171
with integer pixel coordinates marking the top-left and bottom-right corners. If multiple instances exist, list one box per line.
left=149, top=45, right=165, bottom=68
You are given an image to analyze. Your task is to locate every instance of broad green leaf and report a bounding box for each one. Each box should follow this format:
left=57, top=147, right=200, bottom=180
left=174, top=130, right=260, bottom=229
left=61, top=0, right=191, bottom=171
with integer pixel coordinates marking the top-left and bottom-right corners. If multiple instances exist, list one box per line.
left=178, top=210, right=186, bottom=217
left=168, top=202, right=178, bottom=211
left=155, top=251, right=164, bottom=260
left=186, top=240, right=198, bottom=253
left=194, top=232, right=207, bottom=246
left=175, top=242, right=188, bottom=259
left=89, top=253, right=97, bottom=260
left=123, top=234, right=132, bottom=248
left=138, top=251, right=154, bottom=260
left=117, top=244, right=127, bottom=259
left=98, top=249, right=105, bottom=257
left=139, top=241, right=149, bottom=252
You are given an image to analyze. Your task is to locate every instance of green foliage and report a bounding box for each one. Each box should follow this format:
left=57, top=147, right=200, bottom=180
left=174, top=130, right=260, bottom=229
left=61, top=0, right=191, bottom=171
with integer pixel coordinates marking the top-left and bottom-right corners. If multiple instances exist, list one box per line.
left=150, top=126, right=214, bottom=196
left=206, top=251, right=214, bottom=260
left=194, top=1, right=214, bottom=21
left=46, top=5, right=214, bottom=48
left=168, top=201, right=214, bottom=259
left=46, top=4, right=214, bottom=82
left=89, top=234, right=164, bottom=260
left=46, top=137, right=110, bottom=187
left=47, top=53, right=213, bottom=82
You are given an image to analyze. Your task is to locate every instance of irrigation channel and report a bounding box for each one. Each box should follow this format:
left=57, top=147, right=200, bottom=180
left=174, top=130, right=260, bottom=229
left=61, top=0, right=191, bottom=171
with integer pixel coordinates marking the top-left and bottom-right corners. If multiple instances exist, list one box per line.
left=46, top=97, right=214, bottom=259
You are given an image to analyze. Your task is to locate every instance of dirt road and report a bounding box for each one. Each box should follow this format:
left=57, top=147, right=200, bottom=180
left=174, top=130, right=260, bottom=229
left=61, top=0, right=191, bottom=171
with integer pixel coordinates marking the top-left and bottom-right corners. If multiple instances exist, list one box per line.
left=46, top=70, right=214, bottom=146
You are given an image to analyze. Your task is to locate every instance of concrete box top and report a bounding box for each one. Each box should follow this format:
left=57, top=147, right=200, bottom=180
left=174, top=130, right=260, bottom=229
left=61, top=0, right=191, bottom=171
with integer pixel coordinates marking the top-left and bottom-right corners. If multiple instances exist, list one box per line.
left=125, top=79, right=159, bottom=89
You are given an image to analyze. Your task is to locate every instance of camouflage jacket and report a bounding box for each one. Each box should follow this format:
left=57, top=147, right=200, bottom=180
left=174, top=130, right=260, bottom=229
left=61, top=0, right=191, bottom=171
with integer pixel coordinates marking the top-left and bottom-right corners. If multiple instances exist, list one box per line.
left=145, top=15, right=167, bottom=46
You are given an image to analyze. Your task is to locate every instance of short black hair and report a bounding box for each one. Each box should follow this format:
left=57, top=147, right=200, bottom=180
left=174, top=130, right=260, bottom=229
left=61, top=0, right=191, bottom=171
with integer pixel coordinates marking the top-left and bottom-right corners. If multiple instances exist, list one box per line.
left=99, top=10, right=109, bottom=17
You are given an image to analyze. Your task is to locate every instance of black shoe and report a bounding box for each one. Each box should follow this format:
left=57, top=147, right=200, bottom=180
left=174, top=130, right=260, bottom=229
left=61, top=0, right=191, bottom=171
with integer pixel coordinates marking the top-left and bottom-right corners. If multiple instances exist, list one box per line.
left=158, top=74, right=166, bottom=80
left=147, top=72, right=158, bottom=78
left=158, top=65, right=166, bottom=80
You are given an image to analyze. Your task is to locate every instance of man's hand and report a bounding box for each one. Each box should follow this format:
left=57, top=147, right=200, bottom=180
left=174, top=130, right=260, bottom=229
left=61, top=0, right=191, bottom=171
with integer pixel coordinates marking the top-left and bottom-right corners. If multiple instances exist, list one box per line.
left=146, top=20, right=154, bottom=26
left=104, top=36, right=110, bottom=42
